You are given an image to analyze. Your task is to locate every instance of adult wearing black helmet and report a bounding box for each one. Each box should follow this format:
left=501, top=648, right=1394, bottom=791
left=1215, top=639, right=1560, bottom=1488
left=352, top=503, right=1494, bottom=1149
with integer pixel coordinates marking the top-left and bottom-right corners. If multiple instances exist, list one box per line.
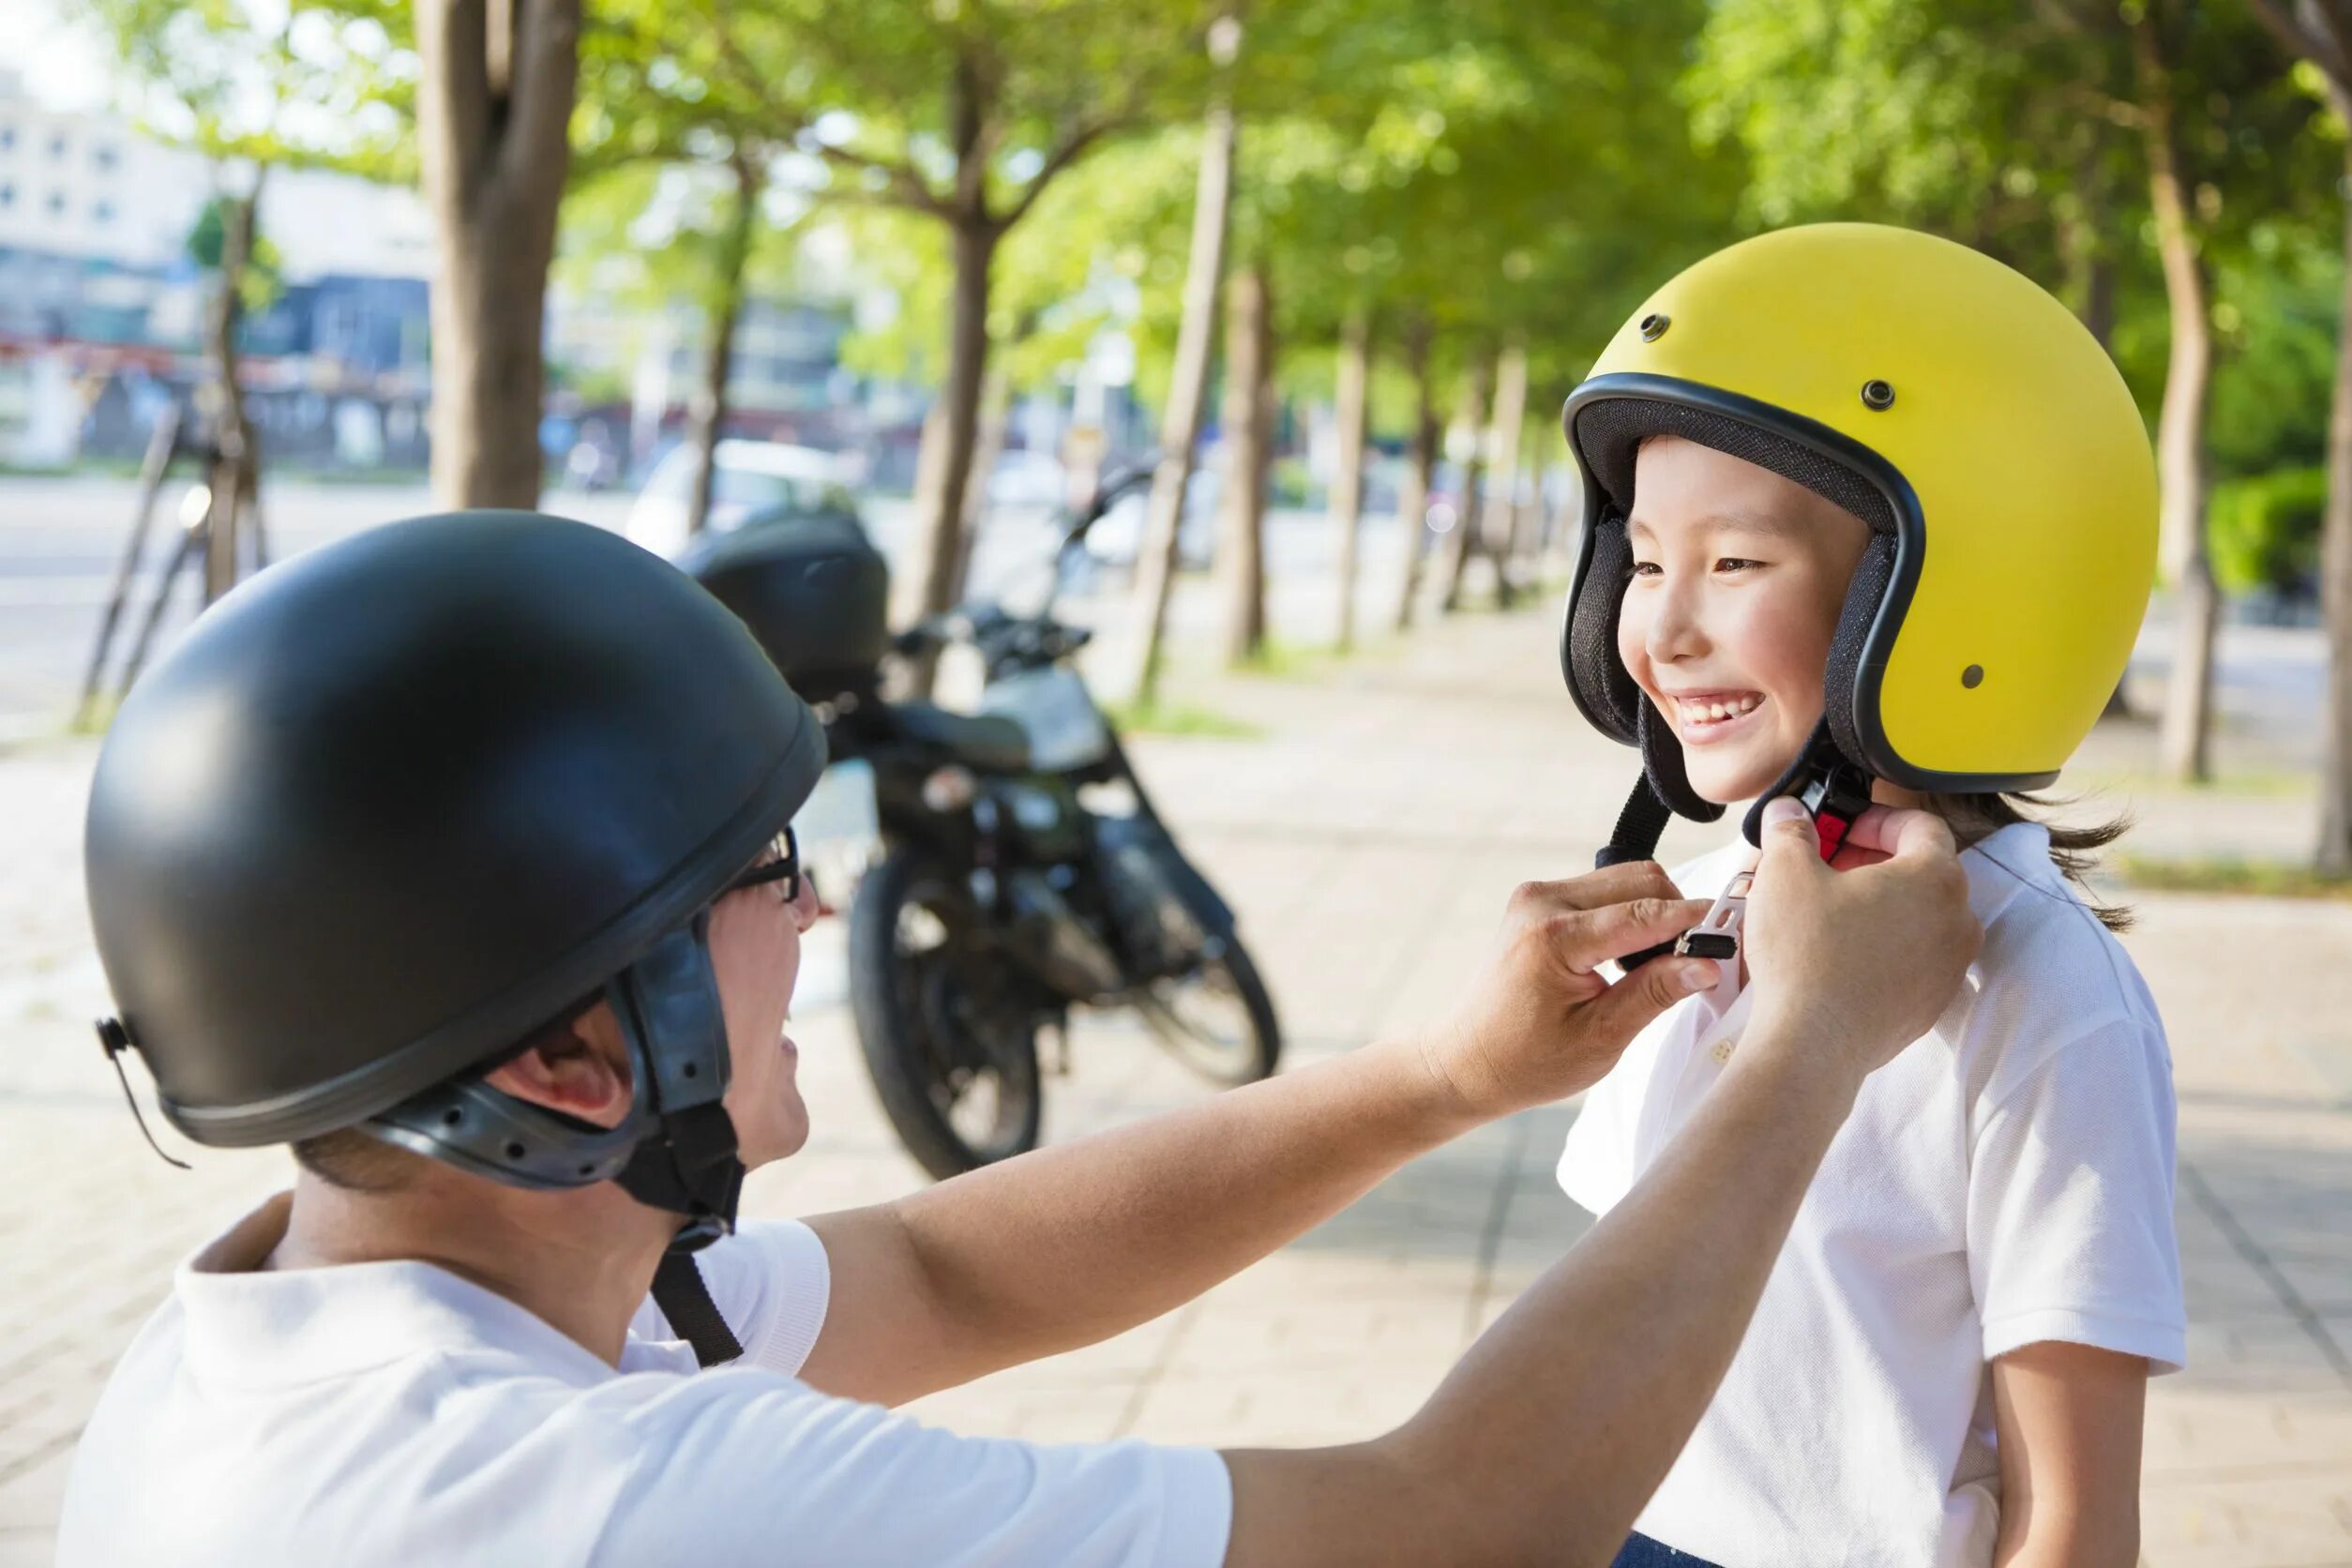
left=60, top=510, right=1981, bottom=1566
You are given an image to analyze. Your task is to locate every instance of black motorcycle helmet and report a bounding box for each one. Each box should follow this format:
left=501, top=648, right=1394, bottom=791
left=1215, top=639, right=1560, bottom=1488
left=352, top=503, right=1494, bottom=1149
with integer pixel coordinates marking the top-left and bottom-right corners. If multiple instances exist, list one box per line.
left=85, top=510, right=826, bottom=1241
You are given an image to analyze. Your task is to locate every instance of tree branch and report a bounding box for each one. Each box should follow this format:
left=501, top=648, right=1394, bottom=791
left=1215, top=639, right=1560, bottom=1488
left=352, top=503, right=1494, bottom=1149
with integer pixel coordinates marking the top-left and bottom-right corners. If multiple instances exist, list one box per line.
left=1000, top=113, right=1126, bottom=230
left=809, top=140, right=949, bottom=216
left=692, top=3, right=942, bottom=217
left=2247, top=0, right=2351, bottom=83
left=2306, top=0, right=2352, bottom=99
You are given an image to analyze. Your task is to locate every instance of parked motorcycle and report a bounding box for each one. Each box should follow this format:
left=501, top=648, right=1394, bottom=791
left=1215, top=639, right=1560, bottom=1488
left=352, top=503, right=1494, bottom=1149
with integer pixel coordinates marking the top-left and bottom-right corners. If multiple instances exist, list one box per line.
left=683, top=464, right=1281, bottom=1179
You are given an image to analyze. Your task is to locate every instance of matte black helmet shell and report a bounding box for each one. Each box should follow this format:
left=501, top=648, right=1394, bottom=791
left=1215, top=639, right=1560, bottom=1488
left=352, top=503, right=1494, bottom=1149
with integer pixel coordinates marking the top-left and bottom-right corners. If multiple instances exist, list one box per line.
left=85, top=510, right=825, bottom=1147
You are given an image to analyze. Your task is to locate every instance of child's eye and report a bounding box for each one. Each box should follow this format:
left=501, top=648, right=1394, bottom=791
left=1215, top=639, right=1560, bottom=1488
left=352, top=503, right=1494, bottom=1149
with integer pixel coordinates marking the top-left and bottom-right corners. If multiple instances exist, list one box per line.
left=1629, top=561, right=1661, bottom=578
left=1714, top=557, right=1764, bottom=574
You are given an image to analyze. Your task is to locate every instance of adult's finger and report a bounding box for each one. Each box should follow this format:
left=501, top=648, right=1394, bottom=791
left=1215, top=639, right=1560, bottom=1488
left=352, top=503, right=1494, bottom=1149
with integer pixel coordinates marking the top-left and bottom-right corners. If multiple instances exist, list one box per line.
left=1508, top=859, right=1686, bottom=917
left=1756, top=794, right=1830, bottom=868
left=1868, top=806, right=1958, bottom=865
left=1825, top=842, right=1892, bottom=872
left=1579, top=947, right=1719, bottom=1048
left=1540, top=896, right=1714, bottom=974
left=1829, top=804, right=1944, bottom=861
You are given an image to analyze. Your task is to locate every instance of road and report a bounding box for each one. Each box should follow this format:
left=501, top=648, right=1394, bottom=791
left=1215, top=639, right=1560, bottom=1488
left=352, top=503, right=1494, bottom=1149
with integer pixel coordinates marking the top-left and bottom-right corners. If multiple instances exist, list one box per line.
left=0, top=475, right=1398, bottom=735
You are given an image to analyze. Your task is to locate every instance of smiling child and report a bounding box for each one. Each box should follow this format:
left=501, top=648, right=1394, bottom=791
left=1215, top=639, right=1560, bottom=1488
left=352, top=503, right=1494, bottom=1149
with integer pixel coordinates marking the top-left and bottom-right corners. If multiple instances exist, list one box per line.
left=1553, top=225, right=2186, bottom=1568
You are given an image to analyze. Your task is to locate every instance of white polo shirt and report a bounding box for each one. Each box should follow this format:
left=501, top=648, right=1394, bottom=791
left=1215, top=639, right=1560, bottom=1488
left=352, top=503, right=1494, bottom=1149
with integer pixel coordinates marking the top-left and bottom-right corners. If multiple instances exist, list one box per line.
left=1559, top=822, right=2184, bottom=1568
left=58, top=1194, right=1233, bottom=1566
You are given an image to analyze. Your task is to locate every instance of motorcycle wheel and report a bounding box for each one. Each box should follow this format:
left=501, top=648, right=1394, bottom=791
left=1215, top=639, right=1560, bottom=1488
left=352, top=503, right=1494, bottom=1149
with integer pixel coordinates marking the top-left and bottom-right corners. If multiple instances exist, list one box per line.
left=850, top=848, right=1044, bottom=1181
left=1133, top=937, right=1281, bottom=1088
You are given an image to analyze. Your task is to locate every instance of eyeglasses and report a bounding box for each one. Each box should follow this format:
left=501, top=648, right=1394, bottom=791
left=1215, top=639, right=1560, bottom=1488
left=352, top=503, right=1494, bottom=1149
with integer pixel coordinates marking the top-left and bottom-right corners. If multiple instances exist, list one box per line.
left=722, top=825, right=806, bottom=905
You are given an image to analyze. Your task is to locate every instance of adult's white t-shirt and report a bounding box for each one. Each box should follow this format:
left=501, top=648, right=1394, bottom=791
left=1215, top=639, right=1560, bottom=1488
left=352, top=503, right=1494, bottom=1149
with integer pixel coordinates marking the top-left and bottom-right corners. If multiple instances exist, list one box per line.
left=57, top=1194, right=1233, bottom=1566
left=1559, top=822, right=2185, bottom=1568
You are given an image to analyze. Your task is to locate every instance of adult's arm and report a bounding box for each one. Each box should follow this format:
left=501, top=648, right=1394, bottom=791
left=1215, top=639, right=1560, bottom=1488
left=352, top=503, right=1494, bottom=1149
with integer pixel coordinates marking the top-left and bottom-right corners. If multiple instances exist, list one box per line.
left=1221, top=800, right=1984, bottom=1565
left=800, top=864, right=1719, bottom=1407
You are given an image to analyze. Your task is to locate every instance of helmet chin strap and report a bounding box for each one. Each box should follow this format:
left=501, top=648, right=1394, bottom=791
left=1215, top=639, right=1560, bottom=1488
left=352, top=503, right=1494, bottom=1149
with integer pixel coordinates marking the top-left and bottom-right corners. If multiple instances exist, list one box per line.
left=363, top=913, right=751, bottom=1365
left=1599, top=715, right=1877, bottom=972
left=606, top=914, right=744, bottom=1244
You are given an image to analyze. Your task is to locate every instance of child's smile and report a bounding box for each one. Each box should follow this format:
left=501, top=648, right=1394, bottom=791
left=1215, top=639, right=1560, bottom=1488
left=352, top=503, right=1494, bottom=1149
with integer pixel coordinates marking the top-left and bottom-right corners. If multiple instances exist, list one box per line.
left=1660, top=687, right=1767, bottom=746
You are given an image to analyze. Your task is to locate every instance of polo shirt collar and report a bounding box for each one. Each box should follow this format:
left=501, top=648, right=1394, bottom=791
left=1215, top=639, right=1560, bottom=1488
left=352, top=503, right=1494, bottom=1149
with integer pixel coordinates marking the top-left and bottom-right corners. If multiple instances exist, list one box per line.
left=177, top=1192, right=619, bottom=1390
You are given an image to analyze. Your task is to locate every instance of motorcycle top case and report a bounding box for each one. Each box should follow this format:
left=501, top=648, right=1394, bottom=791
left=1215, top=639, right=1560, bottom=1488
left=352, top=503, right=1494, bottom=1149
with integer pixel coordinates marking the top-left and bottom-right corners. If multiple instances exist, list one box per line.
left=681, top=512, right=892, bottom=703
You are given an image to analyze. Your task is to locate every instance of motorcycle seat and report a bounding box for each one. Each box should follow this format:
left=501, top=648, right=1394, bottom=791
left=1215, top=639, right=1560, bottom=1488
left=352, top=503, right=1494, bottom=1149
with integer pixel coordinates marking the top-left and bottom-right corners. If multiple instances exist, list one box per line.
left=894, top=702, right=1033, bottom=771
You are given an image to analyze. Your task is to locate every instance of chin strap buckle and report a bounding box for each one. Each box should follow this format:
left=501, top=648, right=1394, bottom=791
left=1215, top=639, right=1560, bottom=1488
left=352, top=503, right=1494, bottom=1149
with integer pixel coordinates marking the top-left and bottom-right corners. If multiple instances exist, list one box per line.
left=1674, top=861, right=1755, bottom=962
left=1666, top=756, right=1878, bottom=968
left=1796, top=754, right=1877, bottom=865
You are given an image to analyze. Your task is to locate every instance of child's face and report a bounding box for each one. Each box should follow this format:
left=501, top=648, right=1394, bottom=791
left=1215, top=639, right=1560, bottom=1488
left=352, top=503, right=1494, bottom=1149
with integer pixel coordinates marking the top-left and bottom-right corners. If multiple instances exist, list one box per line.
left=1618, top=435, right=1873, bottom=805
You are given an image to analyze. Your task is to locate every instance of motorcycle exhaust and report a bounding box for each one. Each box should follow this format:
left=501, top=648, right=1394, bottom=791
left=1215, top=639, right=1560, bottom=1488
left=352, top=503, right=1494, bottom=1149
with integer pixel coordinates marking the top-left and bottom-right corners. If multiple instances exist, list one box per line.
left=999, top=869, right=1127, bottom=999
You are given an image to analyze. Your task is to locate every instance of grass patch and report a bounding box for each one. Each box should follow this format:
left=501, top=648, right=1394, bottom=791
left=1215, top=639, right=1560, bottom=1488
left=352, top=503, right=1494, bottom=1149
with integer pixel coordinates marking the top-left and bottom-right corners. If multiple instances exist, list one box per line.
left=1228, top=628, right=1423, bottom=682
left=1101, top=699, right=1265, bottom=740
left=1230, top=638, right=1348, bottom=681
left=0, top=457, right=148, bottom=480
left=2116, top=854, right=2352, bottom=901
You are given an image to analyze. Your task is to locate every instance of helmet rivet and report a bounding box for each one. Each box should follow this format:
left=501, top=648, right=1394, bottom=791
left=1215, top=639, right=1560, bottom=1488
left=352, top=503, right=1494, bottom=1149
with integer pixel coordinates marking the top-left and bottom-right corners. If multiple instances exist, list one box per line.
left=1862, top=379, right=1895, bottom=410
left=1961, top=664, right=1984, bottom=689
left=1638, top=313, right=1670, bottom=342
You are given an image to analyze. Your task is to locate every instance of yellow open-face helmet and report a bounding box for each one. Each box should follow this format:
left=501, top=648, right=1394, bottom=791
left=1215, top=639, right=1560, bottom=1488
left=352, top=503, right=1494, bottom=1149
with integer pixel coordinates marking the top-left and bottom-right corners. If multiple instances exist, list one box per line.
left=1560, top=222, right=2157, bottom=857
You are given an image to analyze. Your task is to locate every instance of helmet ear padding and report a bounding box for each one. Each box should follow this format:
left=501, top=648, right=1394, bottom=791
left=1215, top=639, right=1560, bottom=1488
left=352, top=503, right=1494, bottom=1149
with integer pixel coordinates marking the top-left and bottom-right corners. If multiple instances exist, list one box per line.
left=1565, top=510, right=1643, bottom=745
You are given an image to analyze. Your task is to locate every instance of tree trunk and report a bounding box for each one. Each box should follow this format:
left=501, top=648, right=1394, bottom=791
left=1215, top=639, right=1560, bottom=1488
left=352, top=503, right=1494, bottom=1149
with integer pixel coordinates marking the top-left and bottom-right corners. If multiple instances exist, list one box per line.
left=954, top=361, right=1013, bottom=603
left=1483, top=339, right=1529, bottom=610
left=897, top=218, right=998, bottom=694
left=1114, top=71, right=1238, bottom=704
left=415, top=0, right=581, bottom=509
left=2139, top=19, right=2219, bottom=783
left=1536, top=463, right=1567, bottom=561
left=2063, top=123, right=2119, bottom=353
left=1330, top=310, right=1371, bottom=652
left=686, top=150, right=760, bottom=540
left=1503, top=429, right=1542, bottom=592
left=1218, top=264, right=1272, bottom=667
left=2319, top=139, right=2352, bottom=875
left=1391, top=322, right=1438, bottom=633
left=1440, top=356, right=1492, bottom=613
left=201, top=187, right=260, bottom=604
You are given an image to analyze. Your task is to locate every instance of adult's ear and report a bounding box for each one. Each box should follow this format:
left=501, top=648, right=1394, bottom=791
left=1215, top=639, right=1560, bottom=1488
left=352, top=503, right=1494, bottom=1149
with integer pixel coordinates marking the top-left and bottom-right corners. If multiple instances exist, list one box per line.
left=483, top=1003, right=636, bottom=1129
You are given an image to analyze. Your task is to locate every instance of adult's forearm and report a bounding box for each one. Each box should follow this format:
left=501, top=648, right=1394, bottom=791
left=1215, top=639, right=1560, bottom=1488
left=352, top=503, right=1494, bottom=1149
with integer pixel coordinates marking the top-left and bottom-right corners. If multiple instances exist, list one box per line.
left=1402, top=1027, right=1859, bottom=1560
left=892, top=1033, right=1480, bottom=1376
left=1226, top=1025, right=1863, bottom=1566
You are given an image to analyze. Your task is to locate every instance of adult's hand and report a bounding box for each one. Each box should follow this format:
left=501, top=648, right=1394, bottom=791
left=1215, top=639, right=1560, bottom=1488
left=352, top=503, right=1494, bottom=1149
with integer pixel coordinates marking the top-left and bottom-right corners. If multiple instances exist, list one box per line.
left=1741, top=797, right=1982, bottom=1084
left=1424, top=863, right=1721, bottom=1121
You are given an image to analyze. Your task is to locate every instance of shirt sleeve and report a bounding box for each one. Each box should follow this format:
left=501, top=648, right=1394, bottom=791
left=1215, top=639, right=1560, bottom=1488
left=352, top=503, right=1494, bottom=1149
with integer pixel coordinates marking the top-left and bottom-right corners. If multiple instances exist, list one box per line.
left=590, top=1377, right=1234, bottom=1568
left=1557, top=1066, right=1638, bottom=1216
left=1966, top=1015, right=2186, bottom=1373
left=628, top=1218, right=831, bottom=1377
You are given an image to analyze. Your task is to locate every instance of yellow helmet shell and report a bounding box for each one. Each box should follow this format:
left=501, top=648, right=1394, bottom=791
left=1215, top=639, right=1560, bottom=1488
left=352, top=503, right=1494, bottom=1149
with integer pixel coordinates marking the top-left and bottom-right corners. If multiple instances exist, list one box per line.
left=1560, top=222, right=2156, bottom=794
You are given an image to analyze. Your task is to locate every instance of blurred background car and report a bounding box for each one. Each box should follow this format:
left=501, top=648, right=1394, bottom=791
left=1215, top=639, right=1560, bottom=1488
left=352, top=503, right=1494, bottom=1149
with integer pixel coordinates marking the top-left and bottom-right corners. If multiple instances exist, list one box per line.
left=626, top=440, right=862, bottom=559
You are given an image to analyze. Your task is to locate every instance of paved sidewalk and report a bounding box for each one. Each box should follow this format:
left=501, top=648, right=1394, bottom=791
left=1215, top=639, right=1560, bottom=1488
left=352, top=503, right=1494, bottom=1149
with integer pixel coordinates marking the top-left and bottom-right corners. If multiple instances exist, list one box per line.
left=1, top=603, right=2347, bottom=1564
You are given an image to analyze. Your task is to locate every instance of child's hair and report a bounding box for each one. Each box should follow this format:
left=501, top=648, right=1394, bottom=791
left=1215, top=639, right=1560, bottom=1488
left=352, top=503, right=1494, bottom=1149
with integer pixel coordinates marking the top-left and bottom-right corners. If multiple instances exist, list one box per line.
left=1915, top=792, right=2134, bottom=933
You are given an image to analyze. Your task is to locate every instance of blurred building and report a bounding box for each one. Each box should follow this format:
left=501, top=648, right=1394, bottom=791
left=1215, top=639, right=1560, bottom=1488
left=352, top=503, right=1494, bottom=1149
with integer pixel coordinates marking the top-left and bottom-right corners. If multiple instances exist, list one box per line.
left=0, top=69, right=434, bottom=468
